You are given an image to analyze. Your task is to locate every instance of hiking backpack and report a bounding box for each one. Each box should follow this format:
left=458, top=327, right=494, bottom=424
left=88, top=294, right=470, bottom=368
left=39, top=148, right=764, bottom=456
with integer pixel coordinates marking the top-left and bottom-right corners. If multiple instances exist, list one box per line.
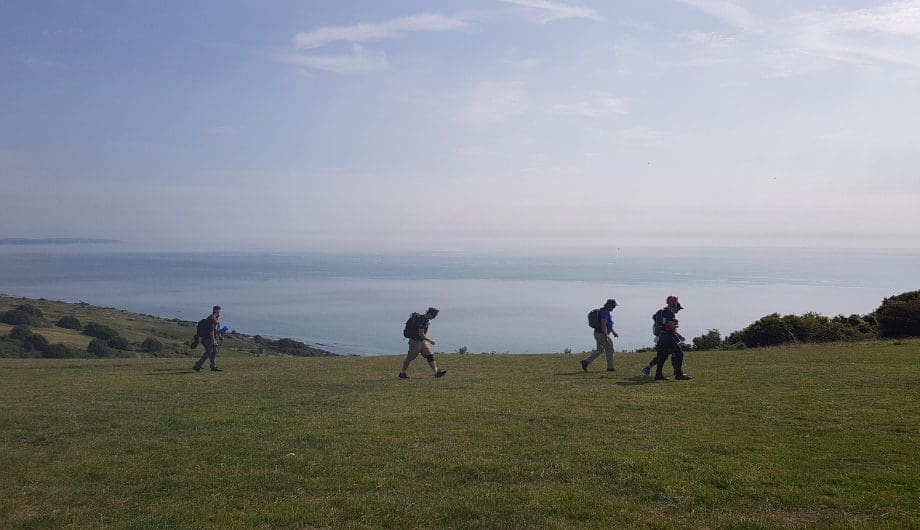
left=651, top=309, right=665, bottom=336
left=403, top=312, right=424, bottom=339
left=196, top=317, right=212, bottom=339
left=587, top=308, right=601, bottom=330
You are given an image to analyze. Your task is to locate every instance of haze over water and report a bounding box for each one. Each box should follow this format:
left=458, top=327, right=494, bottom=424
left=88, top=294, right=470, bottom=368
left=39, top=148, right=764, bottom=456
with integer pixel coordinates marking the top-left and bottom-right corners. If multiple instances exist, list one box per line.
left=1, top=246, right=914, bottom=355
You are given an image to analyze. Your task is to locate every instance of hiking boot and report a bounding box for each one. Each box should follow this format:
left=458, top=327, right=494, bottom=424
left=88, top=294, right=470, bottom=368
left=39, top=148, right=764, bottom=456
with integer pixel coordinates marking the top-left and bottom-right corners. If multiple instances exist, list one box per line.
left=435, top=370, right=447, bottom=378
left=654, top=374, right=667, bottom=381
left=675, top=373, right=693, bottom=380
left=398, top=373, right=408, bottom=379
left=641, top=365, right=651, bottom=377
left=210, top=366, right=222, bottom=372
left=580, top=360, right=589, bottom=372
left=607, top=368, right=616, bottom=372
left=192, top=364, right=202, bottom=372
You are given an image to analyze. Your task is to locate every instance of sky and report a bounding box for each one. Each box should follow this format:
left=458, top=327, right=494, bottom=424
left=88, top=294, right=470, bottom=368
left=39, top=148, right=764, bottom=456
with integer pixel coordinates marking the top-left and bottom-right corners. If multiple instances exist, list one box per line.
left=1, top=0, right=919, bottom=252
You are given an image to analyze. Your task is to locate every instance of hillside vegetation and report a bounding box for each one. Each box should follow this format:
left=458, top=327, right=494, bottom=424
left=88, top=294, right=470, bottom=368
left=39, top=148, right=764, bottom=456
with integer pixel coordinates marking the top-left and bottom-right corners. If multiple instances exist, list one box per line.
left=0, top=295, right=332, bottom=359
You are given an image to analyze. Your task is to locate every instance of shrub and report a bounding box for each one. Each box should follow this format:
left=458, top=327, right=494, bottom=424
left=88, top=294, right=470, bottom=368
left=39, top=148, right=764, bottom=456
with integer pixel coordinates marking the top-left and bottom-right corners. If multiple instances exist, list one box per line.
left=22, top=333, right=50, bottom=352
left=106, top=336, right=130, bottom=351
left=457, top=346, right=468, bottom=355
left=87, top=338, right=113, bottom=357
left=82, top=322, right=121, bottom=341
left=14, top=304, right=43, bottom=318
left=42, top=343, right=74, bottom=358
left=9, top=325, right=33, bottom=341
left=733, top=313, right=793, bottom=347
left=0, top=309, right=45, bottom=326
left=874, top=290, right=920, bottom=338
left=56, top=316, right=83, bottom=330
left=140, top=338, right=163, bottom=353
left=692, top=329, right=722, bottom=351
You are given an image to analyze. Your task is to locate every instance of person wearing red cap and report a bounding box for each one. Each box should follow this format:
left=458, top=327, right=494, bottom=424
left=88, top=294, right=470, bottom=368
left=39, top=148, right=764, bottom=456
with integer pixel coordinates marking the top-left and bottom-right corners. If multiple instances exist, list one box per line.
left=642, top=296, right=691, bottom=380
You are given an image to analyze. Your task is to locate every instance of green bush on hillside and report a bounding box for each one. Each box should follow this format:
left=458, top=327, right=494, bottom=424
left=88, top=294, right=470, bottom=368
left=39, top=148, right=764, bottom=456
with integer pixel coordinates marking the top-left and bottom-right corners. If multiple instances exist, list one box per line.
left=56, top=316, right=83, bottom=330
left=1, top=307, right=47, bottom=327
left=9, top=325, right=33, bottom=341
left=22, top=333, right=50, bottom=352
left=106, top=335, right=130, bottom=351
left=87, top=338, right=113, bottom=358
left=874, top=290, right=920, bottom=338
left=42, top=343, right=75, bottom=359
left=724, top=311, right=878, bottom=348
left=139, top=338, right=162, bottom=353
left=692, top=329, right=722, bottom=351
left=82, top=322, right=121, bottom=341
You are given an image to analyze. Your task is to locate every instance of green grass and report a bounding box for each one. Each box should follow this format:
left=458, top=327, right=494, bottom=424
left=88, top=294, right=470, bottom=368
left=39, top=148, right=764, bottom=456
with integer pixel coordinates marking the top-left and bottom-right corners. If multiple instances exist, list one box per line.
left=1, top=341, right=918, bottom=528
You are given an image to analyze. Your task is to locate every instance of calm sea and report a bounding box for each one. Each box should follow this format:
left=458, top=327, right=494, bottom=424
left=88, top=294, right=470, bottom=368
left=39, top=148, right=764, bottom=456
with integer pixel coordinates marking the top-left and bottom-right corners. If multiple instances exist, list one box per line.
left=0, top=247, right=916, bottom=355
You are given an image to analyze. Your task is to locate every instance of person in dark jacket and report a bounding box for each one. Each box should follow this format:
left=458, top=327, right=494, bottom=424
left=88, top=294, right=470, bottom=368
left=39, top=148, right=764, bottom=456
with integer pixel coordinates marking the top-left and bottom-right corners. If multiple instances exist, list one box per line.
left=193, top=305, right=222, bottom=372
left=643, top=296, right=691, bottom=380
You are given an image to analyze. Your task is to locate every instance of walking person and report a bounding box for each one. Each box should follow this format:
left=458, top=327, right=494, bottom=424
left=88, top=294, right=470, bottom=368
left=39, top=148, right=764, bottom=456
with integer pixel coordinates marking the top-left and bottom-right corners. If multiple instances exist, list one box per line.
left=193, top=305, right=222, bottom=372
left=642, top=296, right=691, bottom=380
left=581, top=299, right=619, bottom=372
left=399, top=307, right=447, bottom=379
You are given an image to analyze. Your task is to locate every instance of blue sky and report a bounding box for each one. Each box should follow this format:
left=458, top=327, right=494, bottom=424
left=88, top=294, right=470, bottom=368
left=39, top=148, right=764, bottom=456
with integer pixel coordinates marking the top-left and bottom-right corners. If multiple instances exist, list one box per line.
left=2, top=0, right=919, bottom=251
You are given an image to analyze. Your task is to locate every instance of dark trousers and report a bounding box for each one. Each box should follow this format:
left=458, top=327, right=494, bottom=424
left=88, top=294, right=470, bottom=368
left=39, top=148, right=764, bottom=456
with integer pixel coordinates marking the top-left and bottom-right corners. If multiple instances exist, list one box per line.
left=195, top=339, right=217, bottom=368
left=648, top=333, right=684, bottom=376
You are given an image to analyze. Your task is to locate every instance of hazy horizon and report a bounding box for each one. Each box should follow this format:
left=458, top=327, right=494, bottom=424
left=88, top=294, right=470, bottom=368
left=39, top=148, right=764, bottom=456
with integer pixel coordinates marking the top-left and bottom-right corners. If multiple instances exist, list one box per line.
left=3, top=1, right=919, bottom=252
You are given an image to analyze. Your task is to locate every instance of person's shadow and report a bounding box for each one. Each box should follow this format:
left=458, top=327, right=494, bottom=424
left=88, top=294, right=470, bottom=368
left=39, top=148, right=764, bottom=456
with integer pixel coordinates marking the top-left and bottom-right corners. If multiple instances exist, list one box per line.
left=615, top=375, right=660, bottom=386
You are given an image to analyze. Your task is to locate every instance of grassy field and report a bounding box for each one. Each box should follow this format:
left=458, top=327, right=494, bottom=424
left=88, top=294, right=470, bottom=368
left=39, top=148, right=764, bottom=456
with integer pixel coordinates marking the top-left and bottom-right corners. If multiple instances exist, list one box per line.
left=1, top=341, right=918, bottom=529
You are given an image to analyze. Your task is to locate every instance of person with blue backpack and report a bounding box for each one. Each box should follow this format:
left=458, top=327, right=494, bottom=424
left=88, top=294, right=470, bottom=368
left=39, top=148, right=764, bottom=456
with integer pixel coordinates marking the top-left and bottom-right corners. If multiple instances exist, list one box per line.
left=581, top=299, right=619, bottom=372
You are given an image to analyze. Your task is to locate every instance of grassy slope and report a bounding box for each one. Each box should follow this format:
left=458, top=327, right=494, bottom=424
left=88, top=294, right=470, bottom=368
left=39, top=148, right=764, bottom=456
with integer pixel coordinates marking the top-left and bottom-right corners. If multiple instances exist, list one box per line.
left=1, top=342, right=918, bottom=529
left=0, top=295, right=259, bottom=357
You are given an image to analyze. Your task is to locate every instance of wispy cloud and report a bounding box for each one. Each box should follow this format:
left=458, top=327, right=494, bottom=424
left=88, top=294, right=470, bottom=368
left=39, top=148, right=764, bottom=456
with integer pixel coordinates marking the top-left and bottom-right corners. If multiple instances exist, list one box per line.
left=279, top=44, right=389, bottom=74
left=620, top=127, right=668, bottom=145
left=294, top=13, right=473, bottom=49
left=789, top=1, right=920, bottom=68
left=676, top=0, right=757, bottom=30
left=459, top=81, right=530, bottom=123
left=551, top=93, right=627, bottom=117
left=499, top=0, right=603, bottom=23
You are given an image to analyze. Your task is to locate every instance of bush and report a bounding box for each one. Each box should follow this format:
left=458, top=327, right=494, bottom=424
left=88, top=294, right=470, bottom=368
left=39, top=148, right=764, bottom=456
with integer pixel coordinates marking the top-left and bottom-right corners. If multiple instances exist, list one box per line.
left=875, top=290, right=920, bottom=338
left=140, top=338, right=163, bottom=353
left=82, top=322, right=121, bottom=341
left=692, top=329, right=722, bottom=351
left=0, top=309, right=45, bottom=326
left=106, top=336, right=130, bottom=351
left=87, top=338, right=113, bottom=357
left=42, top=343, right=74, bottom=359
left=730, top=313, right=793, bottom=347
left=22, top=333, right=50, bottom=352
left=14, top=304, right=43, bottom=318
left=9, top=325, right=33, bottom=341
left=457, top=346, right=468, bottom=355
left=56, top=316, right=83, bottom=330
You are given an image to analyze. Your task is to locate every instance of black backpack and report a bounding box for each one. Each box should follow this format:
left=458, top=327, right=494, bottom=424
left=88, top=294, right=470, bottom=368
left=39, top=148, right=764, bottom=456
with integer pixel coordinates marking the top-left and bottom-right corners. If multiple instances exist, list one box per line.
left=587, top=308, right=602, bottom=330
left=403, top=313, right=424, bottom=339
left=196, top=317, right=212, bottom=339
left=652, top=309, right=665, bottom=336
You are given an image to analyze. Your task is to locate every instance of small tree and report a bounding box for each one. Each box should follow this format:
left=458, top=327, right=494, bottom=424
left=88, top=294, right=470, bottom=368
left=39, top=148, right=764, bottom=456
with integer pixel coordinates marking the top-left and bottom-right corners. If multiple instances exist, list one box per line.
left=692, top=329, right=722, bottom=351
left=107, top=335, right=130, bottom=351
left=457, top=346, right=468, bottom=355
left=0, top=309, right=44, bottom=326
left=875, top=290, right=920, bottom=338
left=56, top=316, right=83, bottom=330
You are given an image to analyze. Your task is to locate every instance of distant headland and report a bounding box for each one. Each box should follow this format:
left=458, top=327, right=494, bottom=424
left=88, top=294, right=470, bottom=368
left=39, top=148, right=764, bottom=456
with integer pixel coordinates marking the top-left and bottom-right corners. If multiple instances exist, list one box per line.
left=0, top=238, right=124, bottom=246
